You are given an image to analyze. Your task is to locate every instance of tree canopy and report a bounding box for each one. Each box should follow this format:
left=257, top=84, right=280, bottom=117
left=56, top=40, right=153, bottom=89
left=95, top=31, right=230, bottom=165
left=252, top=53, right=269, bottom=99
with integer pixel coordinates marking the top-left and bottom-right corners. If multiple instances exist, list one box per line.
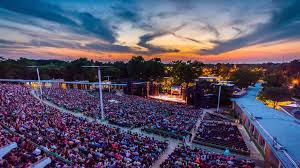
left=263, top=73, right=287, bottom=87
left=0, top=56, right=299, bottom=91
left=126, top=56, right=164, bottom=80
left=259, top=87, right=291, bottom=108
left=169, top=60, right=203, bottom=86
left=230, top=68, right=260, bottom=89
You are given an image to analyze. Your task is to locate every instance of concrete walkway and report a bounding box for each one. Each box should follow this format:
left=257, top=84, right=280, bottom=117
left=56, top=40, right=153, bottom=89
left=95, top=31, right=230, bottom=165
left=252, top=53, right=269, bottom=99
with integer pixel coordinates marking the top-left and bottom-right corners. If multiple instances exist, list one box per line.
left=151, top=140, right=179, bottom=168
left=186, top=109, right=207, bottom=146
left=238, top=125, right=264, bottom=161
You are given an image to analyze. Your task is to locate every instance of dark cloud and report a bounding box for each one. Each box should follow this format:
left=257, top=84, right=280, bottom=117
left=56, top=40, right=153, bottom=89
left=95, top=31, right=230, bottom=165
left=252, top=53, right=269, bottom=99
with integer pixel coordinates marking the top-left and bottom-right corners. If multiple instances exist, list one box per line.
left=137, top=25, right=185, bottom=54
left=78, top=12, right=116, bottom=43
left=30, top=39, right=84, bottom=49
left=0, top=39, right=17, bottom=45
left=171, top=33, right=204, bottom=45
left=111, top=4, right=153, bottom=31
left=0, top=39, right=31, bottom=49
left=85, top=43, right=135, bottom=53
left=0, top=0, right=77, bottom=26
left=0, top=0, right=117, bottom=43
left=200, top=0, right=300, bottom=55
left=30, top=40, right=58, bottom=48
left=232, top=27, right=243, bottom=37
left=138, top=34, right=180, bottom=54
left=112, top=6, right=140, bottom=22
left=0, top=38, right=70, bottom=49
left=168, top=0, right=196, bottom=11
left=205, top=24, right=220, bottom=38
left=156, top=11, right=178, bottom=19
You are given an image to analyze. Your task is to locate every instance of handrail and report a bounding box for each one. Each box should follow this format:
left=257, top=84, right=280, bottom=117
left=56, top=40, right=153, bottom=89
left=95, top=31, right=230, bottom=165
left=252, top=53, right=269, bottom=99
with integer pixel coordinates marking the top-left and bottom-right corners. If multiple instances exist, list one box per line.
left=30, top=157, right=51, bottom=168
left=0, top=142, right=17, bottom=159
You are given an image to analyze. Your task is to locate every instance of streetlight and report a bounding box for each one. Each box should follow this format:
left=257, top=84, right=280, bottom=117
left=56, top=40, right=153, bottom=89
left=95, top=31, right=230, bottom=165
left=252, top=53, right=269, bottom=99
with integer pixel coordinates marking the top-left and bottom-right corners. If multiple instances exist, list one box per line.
left=292, top=79, right=299, bottom=86
left=215, top=81, right=234, bottom=112
left=82, top=65, right=109, bottom=120
left=216, top=84, right=222, bottom=112
left=104, top=76, right=111, bottom=92
left=27, top=66, right=42, bottom=98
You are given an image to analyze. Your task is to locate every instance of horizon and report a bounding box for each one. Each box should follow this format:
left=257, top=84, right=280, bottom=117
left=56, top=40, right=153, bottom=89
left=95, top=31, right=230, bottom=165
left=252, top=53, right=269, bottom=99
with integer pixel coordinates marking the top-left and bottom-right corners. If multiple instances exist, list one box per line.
left=1, top=56, right=298, bottom=65
left=1, top=0, right=300, bottom=63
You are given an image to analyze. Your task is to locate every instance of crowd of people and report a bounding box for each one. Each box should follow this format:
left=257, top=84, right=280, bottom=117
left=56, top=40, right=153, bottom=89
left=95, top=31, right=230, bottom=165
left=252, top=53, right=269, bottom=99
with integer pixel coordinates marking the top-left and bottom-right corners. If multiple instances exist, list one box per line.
left=193, top=122, right=250, bottom=155
left=42, top=88, right=202, bottom=139
left=1, top=84, right=256, bottom=167
left=43, top=88, right=99, bottom=117
left=203, top=113, right=230, bottom=122
left=0, top=128, right=45, bottom=167
left=160, top=146, right=255, bottom=168
left=1, top=84, right=168, bottom=167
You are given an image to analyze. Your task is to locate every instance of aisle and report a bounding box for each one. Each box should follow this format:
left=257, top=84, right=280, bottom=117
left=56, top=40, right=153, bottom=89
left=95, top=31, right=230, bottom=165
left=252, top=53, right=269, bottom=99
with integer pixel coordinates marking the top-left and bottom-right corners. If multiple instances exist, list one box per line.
left=238, top=125, right=264, bottom=161
left=186, top=109, right=207, bottom=145
left=150, top=141, right=179, bottom=168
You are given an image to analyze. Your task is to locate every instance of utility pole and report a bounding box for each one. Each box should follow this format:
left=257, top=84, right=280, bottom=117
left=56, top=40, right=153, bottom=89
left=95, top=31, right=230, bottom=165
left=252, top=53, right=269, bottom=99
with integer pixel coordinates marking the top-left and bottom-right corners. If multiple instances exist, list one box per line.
left=217, top=84, right=222, bottom=112
left=104, top=75, right=111, bottom=92
left=82, top=66, right=109, bottom=120
left=27, top=66, right=42, bottom=98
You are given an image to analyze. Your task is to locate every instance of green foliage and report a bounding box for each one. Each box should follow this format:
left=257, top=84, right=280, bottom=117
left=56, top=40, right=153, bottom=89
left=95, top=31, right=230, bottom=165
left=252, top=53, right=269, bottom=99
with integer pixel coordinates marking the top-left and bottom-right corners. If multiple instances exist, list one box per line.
left=230, top=68, right=260, bottom=89
left=259, top=87, right=291, bottom=108
left=126, top=56, right=164, bottom=80
left=63, top=58, right=96, bottom=81
left=292, top=84, right=300, bottom=99
left=144, top=58, right=164, bottom=80
left=287, top=60, right=300, bottom=76
left=127, top=56, right=145, bottom=80
left=0, top=57, right=299, bottom=88
left=263, top=73, right=287, bottom=87
left=169, top=60, right=203, bottom=86
left=0, top=56, right=167, bottom=82
left=213, top=63, right=234, bottom=80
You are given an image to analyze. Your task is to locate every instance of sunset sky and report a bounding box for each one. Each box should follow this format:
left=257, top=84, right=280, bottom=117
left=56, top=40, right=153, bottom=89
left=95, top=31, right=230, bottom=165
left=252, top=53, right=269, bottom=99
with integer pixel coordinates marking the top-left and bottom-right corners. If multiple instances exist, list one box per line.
left=0, top=0, right=300, bottom=63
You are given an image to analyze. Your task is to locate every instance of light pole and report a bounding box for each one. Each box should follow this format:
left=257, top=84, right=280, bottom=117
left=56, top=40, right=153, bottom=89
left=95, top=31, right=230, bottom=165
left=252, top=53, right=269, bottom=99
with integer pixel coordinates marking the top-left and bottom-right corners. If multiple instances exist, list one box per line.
left=217, top=84, right=222, bottom=112
left=216, top=81, right=234, bottom=112
left=82, top=66, right=109, bottom=120
left=27, top=66, right=42, bottom=98
left=104, top=76, right=111, bottom=92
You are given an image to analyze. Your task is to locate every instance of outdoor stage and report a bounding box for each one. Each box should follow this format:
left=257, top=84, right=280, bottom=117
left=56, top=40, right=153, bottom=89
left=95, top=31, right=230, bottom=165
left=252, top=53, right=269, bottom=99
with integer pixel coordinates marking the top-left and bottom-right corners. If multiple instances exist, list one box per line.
left=148, top=95, right=186, bottom=104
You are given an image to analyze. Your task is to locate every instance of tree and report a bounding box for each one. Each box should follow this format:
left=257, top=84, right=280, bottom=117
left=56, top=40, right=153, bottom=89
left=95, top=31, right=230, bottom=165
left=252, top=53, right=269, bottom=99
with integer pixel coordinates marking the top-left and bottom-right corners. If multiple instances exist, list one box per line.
left=287, top=60, right=300, bottom=77
left=213, top=63, right=234, bottom=80
left=230, top=68, right=260, bottom=89
left=292, top=84, right=300, bottom=99
left=63, top=58, right=96, bottom=81
left=170, top=60, right=203, bottom=86
left=263, top=73, right=287, bottom=87
left=113, top=61, right=128, bottom=79
left=259, top=87, right=291, bottom=108
left=144, top=58, right=164, bottom=80
left=127, top=56, right=145, bottom=80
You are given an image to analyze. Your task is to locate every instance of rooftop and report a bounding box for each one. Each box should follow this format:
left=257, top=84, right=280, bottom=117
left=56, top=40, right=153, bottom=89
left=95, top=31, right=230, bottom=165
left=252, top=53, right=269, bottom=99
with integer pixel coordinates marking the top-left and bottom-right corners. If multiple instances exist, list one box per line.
left=232, top=84, right=300, bottom=168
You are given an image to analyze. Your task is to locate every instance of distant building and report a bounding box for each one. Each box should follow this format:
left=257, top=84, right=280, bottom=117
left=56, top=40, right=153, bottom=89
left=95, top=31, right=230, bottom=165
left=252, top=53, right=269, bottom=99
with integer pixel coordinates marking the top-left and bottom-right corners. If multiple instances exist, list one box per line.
left=196, top=76, right=218, bottom=83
